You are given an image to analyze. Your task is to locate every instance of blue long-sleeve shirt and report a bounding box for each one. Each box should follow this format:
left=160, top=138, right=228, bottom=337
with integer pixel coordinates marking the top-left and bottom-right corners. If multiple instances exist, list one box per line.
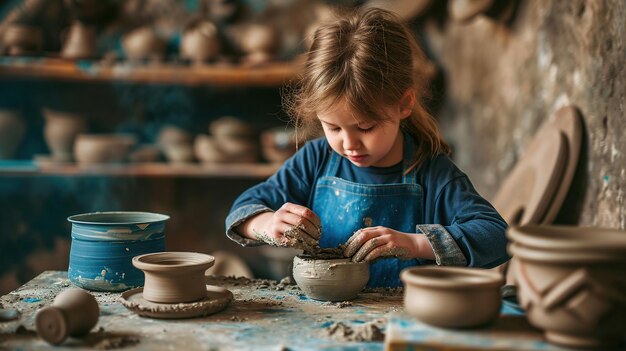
left=226, top=137, right=509, bottom=268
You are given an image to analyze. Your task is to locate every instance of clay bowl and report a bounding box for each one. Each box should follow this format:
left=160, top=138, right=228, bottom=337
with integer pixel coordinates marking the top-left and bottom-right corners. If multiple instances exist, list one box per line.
left=67, top=212, right=169, bottom=292
left=507, top=225, right=626, bottom=349
left=132, top=252, right=215, bottom=303
left=180, top=20, right=221, bottom=63
left=400, top=266, right=503, bottom=328
left=74, top=134, right=136, bottom=165
left=292, top=255, right=369, bottom=301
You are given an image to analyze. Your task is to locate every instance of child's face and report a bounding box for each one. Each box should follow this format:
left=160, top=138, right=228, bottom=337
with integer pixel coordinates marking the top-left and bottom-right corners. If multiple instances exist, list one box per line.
left=317, top=98, right=411, bottom=168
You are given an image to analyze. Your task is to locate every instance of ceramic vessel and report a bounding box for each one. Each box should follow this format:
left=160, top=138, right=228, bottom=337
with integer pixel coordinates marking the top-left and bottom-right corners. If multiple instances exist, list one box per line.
left=74, top=134, right=136, bottom=164
left=67, top=212, right=169, bottom=292
left=122, top=27, right=166, bottom=61
left=2, top=24, right=43, bottom=55
left=292, top=256, right=369, bottom=301
left=61, top=21, right=97, bottom=59
left=400, top=266, right=503, bottom=328
left=261, top=127, right=297, bottom=163
left=210, top=116, right=254, bottom=138
left=0, top=109, right=26, bottom=159
left=180, top=21, right=221, bottom=63
left=508, top=225, right=626, bottom=348
left=42, top=108, right=88, bottom=162
left=36, top=288, right=99, bottom=345
left=132, top=252, right=215, bottom=303
left=194, top=135, right=228, bottom=163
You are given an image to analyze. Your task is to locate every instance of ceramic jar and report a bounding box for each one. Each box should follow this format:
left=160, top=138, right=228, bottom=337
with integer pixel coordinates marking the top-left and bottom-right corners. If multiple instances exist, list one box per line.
left=67, top=212, right=169, bottom=291
left=42, top=108, right=88, bottom=162
left=0, top=109, right=26, bottom=159
left=74, top=134, right=136, bottom=164
left=507, top=225, right=626, bottom=349
left=292, top=256, right=369, bottom=301
left=35, top=289, right=99, bottom=345
left=400, top=266, right=503, bottom=328
left=132, top=252, right=215, bottom=303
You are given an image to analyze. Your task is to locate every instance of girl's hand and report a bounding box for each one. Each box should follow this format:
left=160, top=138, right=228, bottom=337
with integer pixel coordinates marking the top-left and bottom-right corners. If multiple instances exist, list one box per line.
left=243, top=203, right=322, bottom=252
left=343, top=226, right=434, bottom=263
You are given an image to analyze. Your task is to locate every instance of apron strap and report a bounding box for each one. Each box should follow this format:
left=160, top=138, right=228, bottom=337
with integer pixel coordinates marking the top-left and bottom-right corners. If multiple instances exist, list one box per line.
left=324, top=149, right=342, bottom=177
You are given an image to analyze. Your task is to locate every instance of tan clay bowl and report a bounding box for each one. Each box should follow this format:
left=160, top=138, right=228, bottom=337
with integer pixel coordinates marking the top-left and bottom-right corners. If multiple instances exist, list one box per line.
left=292, top=256, right=369, bottom=302
left=509, top=239, right=626, bottom=349
left=74, top=134, right=136, bottom=164
left=400, top=266, right=503, bottom=328
left=133, top=252, right=215, bottom=304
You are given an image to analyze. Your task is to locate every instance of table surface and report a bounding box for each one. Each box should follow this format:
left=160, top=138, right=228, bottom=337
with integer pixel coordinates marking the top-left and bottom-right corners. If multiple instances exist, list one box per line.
left=0, top=271, right=583, bottom=351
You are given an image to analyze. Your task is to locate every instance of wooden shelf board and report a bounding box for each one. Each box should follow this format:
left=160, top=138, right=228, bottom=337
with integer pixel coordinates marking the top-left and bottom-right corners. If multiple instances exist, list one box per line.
left=0, top=57, right=301, bottom=86
left=0, top=162, right=280, bottom=178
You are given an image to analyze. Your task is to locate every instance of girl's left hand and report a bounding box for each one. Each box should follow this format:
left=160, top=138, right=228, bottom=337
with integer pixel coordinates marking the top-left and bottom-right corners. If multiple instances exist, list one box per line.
left=343, top=226, right=425, bottom=263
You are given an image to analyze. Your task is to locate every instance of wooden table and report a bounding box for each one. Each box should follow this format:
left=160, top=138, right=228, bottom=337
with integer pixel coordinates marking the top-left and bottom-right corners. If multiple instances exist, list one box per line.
left=0, top=271, right=605, bottom=351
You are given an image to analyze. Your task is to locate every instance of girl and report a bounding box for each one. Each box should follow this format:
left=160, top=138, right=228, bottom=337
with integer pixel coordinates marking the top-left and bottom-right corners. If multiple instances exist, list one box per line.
left=225, top=7, right=509, bottom=287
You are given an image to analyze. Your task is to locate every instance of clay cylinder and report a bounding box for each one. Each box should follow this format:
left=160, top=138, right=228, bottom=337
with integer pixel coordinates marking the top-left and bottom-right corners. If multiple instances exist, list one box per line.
left=35, top=289, right=99, bottom=345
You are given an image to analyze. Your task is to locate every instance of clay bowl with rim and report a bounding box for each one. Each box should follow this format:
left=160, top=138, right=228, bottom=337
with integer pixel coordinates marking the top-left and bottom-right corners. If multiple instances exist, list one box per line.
left=400, top=266, right=503, bottom=328
left=292, top=255, right=369, bottom=302
left=133, top=252, right=215, bottom=304
left=507, top=226, right=626, bottom=349
left=74, top=134, right=136, bottom=165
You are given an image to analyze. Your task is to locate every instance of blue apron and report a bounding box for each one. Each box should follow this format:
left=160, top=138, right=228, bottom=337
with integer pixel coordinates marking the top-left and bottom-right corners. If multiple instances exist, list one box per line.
left=312, top=136, right=424, bottom=287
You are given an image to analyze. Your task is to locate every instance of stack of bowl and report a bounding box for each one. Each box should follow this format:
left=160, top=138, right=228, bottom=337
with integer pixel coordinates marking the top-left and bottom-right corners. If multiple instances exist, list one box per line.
left=507, top=225, right=626, bottom=348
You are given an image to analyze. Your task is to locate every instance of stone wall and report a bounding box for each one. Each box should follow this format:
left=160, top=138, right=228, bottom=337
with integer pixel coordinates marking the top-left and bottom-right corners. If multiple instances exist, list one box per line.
left=424, top=0, right=625, bottom=227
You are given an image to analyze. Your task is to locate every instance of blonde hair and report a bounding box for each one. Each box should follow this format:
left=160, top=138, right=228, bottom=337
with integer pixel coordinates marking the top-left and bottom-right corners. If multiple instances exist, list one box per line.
left=284, top=7, right=450, bottom=171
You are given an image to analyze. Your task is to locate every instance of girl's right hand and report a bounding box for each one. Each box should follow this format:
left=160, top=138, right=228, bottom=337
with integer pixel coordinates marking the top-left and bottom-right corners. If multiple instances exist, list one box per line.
left=240, top=203, right=322, bottom=251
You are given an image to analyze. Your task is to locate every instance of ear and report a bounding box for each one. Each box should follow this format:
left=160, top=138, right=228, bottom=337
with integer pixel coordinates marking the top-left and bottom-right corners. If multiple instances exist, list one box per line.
left=398, top=88, right=416, bottom=119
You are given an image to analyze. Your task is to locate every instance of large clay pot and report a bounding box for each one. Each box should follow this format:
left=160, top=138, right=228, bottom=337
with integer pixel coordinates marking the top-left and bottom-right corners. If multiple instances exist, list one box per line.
left=35, top=289, right=99, bottom=345
left=292, top=255, right=369, bottom=301
left=400, top=266, right=503, bottom=328
left=67, top=212, right=169, bottom=292
left=0, top=109, right=26, bottom=159
left=132, top=252, right=215, bottom=303
left=74, top=134, right=136, bottom=164
left=61, top=21, right=97, bottom=59
left=508, top=226, right=626, bottom=349
left=43, top=108, right=88, bottom=162
left=180, top=21, right=221, bottom=63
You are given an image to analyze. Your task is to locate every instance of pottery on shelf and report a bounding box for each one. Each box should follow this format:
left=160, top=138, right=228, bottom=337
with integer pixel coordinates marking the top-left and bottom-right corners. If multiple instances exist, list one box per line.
left=122, top=27, right=166, bottom=61
left=507, top=225, right=626, bottom=349
left=128, top=144, right=161, bottom=163
left=400, top=266, right=503, bottom=328
left=67, top=212, right=169, bottom=292
left=42, top=108, right=88, bottom=162
left=180, top=20, right=221, bottom=63
left=261, top=127, right=297, bottom=164
left=239, top=23, right=279, bottom=65
left=2, top=24, right=43, bottom=56
left=132, top=252, right=215, bottom=303
left=61, top=21, right=98, bottom=59
left=35, top=288, right=99, bottom=345
left=156, top=126, right=194, bottom=163
left=210, top=116, right=255, bottom=138
left=194, top=135, right=228, bottom=163
left=292, top=255, right=369, bottom=301
left=74, top=134, right=136, bottom=164
left=0, top=109, right=26, bottom=159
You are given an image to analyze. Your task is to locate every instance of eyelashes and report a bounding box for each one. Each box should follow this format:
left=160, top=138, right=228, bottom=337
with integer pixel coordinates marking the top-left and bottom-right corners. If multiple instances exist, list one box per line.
left=327, top=125, right=376, bottom=133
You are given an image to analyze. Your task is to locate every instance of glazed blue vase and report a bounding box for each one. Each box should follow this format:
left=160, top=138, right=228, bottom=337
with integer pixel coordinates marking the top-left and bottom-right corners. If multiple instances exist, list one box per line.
left=67, top=211, right=169, bottom=291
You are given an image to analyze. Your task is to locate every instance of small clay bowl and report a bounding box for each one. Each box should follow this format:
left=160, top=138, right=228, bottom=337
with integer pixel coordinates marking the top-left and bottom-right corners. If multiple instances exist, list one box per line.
left=401, top=266, right=503, bottom=328
left=74, top=134, right=136, bottom=164
left=292, top=256, right=369, bottom=301
left=132, top=252, right=215, bottom=304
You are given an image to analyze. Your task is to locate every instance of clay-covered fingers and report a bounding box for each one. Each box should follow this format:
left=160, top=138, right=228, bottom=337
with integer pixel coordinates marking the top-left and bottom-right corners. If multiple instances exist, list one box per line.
left=278, top=203, right=322, bottom=239
left=344, top=227, right=382, bottom=258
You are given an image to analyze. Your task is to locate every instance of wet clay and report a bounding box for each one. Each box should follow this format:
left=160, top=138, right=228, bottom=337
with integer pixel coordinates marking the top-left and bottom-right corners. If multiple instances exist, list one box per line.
left=321, top=320, right=385, bottom=342
left=292, top=256, right=369, bottom=301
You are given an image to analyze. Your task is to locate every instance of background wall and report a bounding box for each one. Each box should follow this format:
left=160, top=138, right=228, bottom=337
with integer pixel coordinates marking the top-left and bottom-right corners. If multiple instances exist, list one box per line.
left=423, top=0, right=625, bottom=227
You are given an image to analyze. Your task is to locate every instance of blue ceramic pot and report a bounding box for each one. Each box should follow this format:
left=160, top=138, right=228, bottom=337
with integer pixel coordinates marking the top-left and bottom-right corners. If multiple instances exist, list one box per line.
left=67, top=211, right=169, bottom=291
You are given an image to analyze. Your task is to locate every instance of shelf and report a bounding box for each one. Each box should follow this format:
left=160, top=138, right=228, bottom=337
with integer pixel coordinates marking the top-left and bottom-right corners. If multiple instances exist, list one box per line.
left=0, top=57, right=302, bottom=87
left=0, top=161, right=281, bottom=178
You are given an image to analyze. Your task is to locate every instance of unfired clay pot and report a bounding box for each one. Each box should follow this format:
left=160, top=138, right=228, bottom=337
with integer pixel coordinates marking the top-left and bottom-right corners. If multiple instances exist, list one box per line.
left=61, top=21, right=97, bottom=59
left=508, top=225, right=626, bottom=348
left=292, top=256, right=369, bottom=301
left=180, top=21, right=221, bottom=63
left=400, top=266, right=503, bottom=328
left=0, top=109, right=26, bottom=159
left=74, top=134, right=136, bottom=164
left=42, top=108, right=88, bottom=162
left=132, top=252, right=215, bottom=304
left=122, top=27, right=166, bottom=61
left=35, top=288, right=99, bottom=345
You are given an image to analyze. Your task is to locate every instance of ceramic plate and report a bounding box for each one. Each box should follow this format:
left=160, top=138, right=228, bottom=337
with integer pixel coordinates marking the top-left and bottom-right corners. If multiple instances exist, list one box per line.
left=120, top=285, right=233, bottom=319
